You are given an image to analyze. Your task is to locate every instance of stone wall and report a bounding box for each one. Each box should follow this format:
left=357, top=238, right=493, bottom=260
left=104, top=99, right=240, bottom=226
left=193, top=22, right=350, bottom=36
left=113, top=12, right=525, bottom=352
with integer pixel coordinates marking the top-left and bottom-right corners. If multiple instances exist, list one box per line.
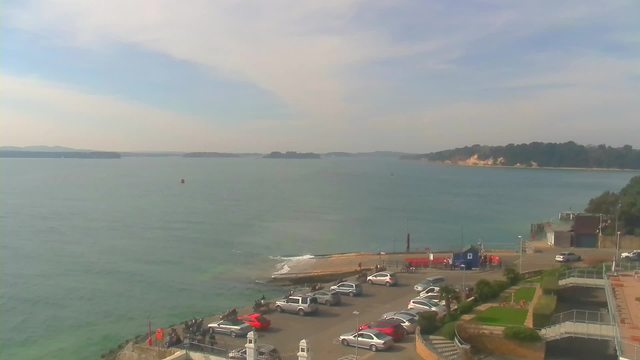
left=415, top=327, right=443, bottom=360
left=116, top=343, right=181, bottom=360
left=468, top=335, right=545, bottom=360
left=600, top=235, right=640, bottom=249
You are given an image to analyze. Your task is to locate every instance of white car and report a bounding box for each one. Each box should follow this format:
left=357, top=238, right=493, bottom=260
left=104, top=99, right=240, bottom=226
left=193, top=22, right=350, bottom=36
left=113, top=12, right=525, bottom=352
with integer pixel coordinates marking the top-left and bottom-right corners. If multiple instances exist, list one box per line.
left=381, top=309, right=421, bottom=321
left=418, top=292, right=446, bottom=305
left=622, top=250, right=640, bottom=259
left=555, top=252, right=581, bottom=262
left=408, top=298, right=446, bottom=315
left=418, top=286, right=441, bottom=298
left=382, top=314, right=418, bottom=334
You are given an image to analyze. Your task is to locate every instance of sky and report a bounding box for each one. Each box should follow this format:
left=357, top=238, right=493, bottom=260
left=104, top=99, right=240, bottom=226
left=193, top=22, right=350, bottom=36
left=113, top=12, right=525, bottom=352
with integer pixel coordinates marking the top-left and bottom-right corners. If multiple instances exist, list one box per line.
left=1, top=0, right=640, bottom=153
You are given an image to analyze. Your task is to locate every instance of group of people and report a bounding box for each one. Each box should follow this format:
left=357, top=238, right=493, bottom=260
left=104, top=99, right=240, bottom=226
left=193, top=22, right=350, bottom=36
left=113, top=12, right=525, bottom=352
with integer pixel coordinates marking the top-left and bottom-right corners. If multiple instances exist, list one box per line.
left=221, top=307, right=238, bottom=321
left=182, top=318, right=204, bottom=336
left=479, top=254, right=502, bottom=268
left=165, top=328, right=183, bottom=348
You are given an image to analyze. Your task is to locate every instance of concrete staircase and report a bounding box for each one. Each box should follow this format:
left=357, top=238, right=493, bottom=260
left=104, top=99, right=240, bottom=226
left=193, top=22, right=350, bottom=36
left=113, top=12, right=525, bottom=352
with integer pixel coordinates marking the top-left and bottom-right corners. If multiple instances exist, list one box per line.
left=426, top=335, right=459, bottom=360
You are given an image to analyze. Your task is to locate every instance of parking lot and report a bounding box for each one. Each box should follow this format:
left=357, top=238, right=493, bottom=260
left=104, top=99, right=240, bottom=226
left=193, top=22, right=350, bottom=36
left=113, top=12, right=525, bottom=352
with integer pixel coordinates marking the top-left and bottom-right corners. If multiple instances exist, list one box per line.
left=213, top=268, right=505, bottom=359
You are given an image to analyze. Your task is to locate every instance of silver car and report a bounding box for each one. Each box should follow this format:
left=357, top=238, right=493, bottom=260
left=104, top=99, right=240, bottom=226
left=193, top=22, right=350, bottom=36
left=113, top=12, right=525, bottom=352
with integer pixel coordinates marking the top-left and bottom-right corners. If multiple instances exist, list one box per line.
left=366, top=272, right=398, bottom=286
left=408, top=298, right=446, bottom=316
left=381, top=309, right=421, bottom=321
left=307, top=291, right=341, bottom=306
left=381, top=314, right=418, bottom=334
left=330, top=282, right=363, bottom=297
left=207, top=320, right=252, bottom=338
left=339, top=329, right=394, bottom=352
left=274, top=296, right=319, bottom=316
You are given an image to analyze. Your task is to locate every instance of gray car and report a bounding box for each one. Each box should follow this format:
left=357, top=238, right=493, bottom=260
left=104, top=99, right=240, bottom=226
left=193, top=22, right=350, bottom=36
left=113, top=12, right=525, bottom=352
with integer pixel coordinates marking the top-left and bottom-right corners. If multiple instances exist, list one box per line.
left=207, top=320, right=252, bottom=338
left=274, top=295, right=319, bottom=316
left=381, top=314, right=418, bottom=334
left=381, top=309, right=421, bottom=321
left=307, top=291, right=341, bottom=306
left=330, top=282, right=363, bottom=297
left=339, top=329, right=394, bottom=352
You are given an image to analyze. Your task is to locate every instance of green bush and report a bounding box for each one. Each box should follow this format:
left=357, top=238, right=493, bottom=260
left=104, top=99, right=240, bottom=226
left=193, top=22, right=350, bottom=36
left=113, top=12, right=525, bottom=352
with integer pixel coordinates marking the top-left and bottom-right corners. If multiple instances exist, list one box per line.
left=439, top=321, right=458, bottom=341
left=418, top=311, right=439, bottom=334
left=503, top=267, right=522, bottom=286
left=475, top=279, right=495, bottom=302
left=457, top=300, right=475, bottom=315
left=492, top=280, right=509, bottom=295
left=541, top=275, right=560, bottom=295
left=442, top=313, right=461, bottom=324
left=503, top=326, right=543, bottom=342
left=532, top=295, right=557, bottom=327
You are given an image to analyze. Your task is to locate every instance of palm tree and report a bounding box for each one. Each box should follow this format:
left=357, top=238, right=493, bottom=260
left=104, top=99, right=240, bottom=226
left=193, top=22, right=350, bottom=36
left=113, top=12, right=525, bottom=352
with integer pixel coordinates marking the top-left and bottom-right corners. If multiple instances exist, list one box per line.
left=439, top=285, right=461, bottom=316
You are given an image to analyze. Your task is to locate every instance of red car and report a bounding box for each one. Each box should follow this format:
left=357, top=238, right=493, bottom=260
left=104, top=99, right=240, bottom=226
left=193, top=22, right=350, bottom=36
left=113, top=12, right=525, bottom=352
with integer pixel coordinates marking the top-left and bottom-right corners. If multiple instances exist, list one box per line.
left=358, top=319, right=406, bottom=341
left=238, top=314, right=271, bottom=331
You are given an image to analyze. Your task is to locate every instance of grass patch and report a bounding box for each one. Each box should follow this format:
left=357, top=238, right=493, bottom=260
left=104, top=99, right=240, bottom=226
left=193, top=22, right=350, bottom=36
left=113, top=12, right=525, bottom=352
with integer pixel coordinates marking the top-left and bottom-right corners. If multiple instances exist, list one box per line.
left=514, top=287, right=536, bottom=303
left=475, top=307, right=528, bottom=326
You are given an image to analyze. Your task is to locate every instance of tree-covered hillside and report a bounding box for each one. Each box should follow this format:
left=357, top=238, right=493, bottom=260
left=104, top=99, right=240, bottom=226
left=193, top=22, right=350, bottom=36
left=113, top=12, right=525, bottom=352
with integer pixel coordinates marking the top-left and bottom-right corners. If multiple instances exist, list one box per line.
left=402, top=142, right=640, bottom=169
left=585, top=176, right=640, bottom=236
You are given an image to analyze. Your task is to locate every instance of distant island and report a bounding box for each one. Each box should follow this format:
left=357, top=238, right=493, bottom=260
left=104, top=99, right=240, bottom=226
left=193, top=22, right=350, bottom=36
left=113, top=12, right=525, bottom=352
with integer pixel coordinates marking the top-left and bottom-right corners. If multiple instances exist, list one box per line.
left=401, top=142, right=640, bottom=170
left=264, top=151, right=321, bottom=159
left=0, top=151, right=121, bottom=159
left=324, top=151, right=415, bottom=158
left=183, top=152, right=259, bottom=158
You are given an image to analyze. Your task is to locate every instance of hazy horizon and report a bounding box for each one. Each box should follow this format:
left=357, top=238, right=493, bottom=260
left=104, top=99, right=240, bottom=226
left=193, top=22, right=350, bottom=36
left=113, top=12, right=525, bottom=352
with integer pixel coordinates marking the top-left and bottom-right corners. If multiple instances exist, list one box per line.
left=2, top=1, right=639, bottom=152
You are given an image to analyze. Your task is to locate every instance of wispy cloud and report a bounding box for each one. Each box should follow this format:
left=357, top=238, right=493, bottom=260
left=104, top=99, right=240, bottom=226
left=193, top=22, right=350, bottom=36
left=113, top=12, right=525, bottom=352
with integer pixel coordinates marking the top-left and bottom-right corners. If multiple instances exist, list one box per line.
left=2, top=0, right=639, bottom=151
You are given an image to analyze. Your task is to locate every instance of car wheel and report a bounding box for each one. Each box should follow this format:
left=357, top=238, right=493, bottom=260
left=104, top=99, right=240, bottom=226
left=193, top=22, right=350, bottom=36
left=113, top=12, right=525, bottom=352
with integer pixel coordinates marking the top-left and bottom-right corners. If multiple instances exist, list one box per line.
left=341, top=339, right=349, bottom=346
left=368, top=280, right=373, bottom=285
left=325, top=300, right=332, bottom=306
left=276, top=306, right=283, bottom=313
left=349, top=292, right=355, bottom=297
left=385, top=281, right=391, bottom=287
left=230, top=331, right=237, bottom=338
left=297, top=309, right=306, bottom=316
left=370, top=344, right=378, bottom=352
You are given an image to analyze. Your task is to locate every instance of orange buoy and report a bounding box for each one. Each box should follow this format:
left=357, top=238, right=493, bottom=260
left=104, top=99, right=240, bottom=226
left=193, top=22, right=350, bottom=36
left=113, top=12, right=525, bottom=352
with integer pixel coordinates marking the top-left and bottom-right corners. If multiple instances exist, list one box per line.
left=180, top=179, right=185, bottom=184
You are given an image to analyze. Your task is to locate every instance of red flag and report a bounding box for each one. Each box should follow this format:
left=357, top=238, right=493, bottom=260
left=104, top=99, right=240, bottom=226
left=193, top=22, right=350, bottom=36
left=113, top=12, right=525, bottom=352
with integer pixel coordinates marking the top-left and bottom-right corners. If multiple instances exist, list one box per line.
left=531, top=234, right=536, bottom=239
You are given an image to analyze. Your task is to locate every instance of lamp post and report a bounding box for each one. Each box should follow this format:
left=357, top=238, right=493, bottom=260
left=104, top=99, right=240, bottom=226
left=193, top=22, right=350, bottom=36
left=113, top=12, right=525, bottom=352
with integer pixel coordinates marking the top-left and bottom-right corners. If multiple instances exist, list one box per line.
left=518, top=236, right=523, bottom=273
left=353, top=310, right=360, bottom=359
left=617, top=231, right=621, bottom=264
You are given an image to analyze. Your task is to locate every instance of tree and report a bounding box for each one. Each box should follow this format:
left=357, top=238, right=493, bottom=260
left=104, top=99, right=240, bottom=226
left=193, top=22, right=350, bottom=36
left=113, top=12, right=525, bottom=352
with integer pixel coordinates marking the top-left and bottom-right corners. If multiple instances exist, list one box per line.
left=585, top=176, right=640, bottom=235
left=475, top=279, right=495, bottom=302
left=585, top=191, right=620, bottom=216
left=503, top=267, right=521, bottom=286
left=438, top=285, right=461, bottom=316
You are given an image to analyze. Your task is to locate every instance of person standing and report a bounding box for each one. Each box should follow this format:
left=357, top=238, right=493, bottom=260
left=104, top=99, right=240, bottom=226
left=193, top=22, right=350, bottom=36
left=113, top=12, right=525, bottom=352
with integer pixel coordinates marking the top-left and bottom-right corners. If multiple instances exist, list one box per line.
left=358, top=261, right=362, bottom=271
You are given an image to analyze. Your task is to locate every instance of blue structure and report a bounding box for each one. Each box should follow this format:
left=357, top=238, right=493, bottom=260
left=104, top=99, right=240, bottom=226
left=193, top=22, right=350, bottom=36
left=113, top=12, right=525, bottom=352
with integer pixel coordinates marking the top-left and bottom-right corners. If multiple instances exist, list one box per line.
left=452, top=245, right=480, bottom=270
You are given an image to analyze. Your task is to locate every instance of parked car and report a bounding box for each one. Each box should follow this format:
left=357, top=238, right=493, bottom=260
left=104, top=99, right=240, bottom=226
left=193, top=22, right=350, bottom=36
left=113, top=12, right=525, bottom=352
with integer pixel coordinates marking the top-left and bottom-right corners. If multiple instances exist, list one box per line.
left=330, top=282, right=363, bottom=297
left=419, top=292, right=445, bottom=305
left=366, top=272, right=398, bottom=286
left=381, top=309, right=421, bottom=321
left=358, top=319, right=406, bottom=341
left=408, top=298, right=446, bottom=315
left=380, top=313, right=418, bottom=334
left=413, top=276, right=446, bottom=292
left=555, top=252, right=581, bottom=262
left=274, top=295, right=319, bottom=316
left=306, top=290, right=341, bottom=306
left=208, top=320, right=253, bottom=338
left=229, top=344, right=281, bottom=359
left=418, top=285, right=442, bottom=298
left=339, top=329, right=394, bottom=352
left=622, top=250, right=640, bottom=260
left=238, top=314, right=271, bottom=331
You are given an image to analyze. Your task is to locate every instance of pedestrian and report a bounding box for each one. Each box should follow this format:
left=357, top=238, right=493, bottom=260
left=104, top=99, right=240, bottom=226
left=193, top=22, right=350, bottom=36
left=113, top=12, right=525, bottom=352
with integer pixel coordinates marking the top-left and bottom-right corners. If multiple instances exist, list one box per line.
left=358, top=261, right=362, bottom=271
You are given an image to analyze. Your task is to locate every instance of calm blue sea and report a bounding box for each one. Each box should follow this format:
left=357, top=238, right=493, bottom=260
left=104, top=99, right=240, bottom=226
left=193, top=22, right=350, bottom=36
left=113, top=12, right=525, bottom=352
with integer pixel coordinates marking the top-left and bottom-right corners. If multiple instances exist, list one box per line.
left=0, top=157, right=635, bottom=360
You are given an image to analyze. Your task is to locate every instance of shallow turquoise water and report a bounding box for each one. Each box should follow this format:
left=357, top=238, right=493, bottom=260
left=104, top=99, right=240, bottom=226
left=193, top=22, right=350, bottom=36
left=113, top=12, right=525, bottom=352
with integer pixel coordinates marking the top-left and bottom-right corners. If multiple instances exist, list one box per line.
left=0, top=158, right=635, bottom=360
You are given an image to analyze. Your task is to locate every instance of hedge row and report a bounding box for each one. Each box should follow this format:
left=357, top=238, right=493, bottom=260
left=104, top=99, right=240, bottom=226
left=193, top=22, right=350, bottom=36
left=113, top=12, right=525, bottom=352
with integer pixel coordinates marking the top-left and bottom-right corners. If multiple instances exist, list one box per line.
left=532, top=294, right=557, bottom=328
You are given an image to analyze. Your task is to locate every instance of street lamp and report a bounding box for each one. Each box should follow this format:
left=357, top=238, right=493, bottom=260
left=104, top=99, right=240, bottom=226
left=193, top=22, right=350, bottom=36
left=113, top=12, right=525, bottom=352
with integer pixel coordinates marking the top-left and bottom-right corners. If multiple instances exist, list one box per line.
left=353, top=310, right=360, bottom=359
left=518, top=236, right=523, bottom=273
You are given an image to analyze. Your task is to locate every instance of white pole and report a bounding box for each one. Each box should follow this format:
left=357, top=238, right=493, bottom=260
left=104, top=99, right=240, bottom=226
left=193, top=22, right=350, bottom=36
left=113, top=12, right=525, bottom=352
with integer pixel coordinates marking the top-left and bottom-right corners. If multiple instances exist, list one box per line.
left=462, top=267, right=466, bottom=301
left=518, top=236, right=523, bottom=273
left=353, top=310, right=359, bottom=359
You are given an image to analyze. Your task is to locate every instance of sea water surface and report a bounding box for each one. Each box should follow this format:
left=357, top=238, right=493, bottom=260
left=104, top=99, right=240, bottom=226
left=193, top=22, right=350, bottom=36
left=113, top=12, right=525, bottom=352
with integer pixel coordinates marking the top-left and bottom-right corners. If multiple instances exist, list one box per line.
left=0, top=157, right=635, bottom=360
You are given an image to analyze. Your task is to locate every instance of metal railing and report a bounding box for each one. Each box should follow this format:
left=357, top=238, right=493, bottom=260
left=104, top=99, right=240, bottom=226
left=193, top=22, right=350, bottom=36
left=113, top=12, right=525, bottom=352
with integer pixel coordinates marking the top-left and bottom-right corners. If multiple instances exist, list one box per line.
left=558, top=268, right=604, bottom=281
left=454, top=322, right=471, bottom=349
left=549, top=309, right=609, bottom=326
left=176, top=341, right=231, bottom=358
left=603, top=264, right=640, bottom=359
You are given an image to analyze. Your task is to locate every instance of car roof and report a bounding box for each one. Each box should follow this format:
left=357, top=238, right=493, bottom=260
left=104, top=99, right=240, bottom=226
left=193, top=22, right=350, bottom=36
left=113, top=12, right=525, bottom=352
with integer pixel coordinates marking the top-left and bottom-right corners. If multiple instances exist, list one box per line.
left=359, top=329, right=382, bottom=336
left=375, top=318, right=404, bottom=324
left=388, top=313, right=413, bottom=320
left=338, top=282, right=357, bottom=285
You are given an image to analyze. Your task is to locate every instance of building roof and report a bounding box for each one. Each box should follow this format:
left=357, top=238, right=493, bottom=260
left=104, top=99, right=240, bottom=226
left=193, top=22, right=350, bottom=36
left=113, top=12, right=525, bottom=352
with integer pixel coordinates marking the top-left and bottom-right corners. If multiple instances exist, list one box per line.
left=460, top=245, right=478, bottom=253
left=573, top=214, right=600, bottom=234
